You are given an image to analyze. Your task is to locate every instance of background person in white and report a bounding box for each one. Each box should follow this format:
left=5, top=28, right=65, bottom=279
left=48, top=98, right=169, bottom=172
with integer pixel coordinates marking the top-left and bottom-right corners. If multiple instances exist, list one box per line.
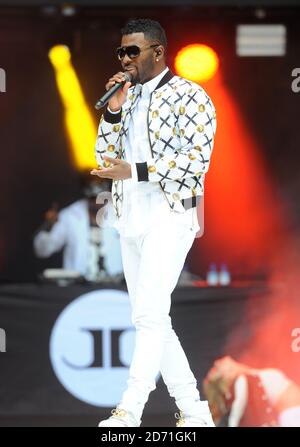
left=33, top=177, right=123, bottom=281
left=92, top=19, right=216, bottom=427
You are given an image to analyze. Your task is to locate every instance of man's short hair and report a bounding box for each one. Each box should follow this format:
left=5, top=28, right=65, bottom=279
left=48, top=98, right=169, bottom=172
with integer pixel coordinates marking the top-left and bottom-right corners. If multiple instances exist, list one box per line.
left=121, top=18, right=167, bottom=50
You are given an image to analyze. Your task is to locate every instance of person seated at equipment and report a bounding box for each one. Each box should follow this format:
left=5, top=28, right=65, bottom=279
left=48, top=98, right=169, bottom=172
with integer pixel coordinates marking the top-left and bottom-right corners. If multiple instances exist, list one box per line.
left=33, top=173, right=123, bottom=281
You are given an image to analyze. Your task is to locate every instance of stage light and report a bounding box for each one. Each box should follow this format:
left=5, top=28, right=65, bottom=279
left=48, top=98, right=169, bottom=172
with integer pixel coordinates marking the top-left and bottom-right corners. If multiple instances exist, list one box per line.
left=61, top=4, right=77, bottom=17
left=174, top=44, right=219, bottom=83
left=48, top=45, right=97, bottom=170
left=48, top=45, right=71, bottom=69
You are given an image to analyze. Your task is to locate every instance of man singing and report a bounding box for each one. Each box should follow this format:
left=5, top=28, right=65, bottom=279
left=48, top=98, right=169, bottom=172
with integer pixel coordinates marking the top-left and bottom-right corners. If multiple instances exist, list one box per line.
left=91, top=18, right=216, bottom=427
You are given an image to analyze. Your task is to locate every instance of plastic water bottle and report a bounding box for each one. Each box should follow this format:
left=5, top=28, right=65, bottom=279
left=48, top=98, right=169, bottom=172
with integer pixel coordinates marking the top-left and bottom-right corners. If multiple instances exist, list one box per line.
left=219, top=263, right=231, bottom=286
left=206, top=263, right=218, bottom=286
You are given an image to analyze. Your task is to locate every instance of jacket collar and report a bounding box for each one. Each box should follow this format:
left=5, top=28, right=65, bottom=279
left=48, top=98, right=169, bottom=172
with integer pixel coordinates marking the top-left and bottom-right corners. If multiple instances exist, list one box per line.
left=132, top=68, right=174, bottom=96
left=123, top=68, right=175, bottom=117
left=154, top=68, right=175, bottom=90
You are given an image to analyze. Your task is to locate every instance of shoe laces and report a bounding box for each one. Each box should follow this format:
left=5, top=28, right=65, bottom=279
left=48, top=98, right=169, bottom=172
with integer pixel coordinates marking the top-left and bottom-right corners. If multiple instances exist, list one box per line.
left=111, top=407, right=127, bottom=419
left=175, top=411, right=185, bottom=427
left=175, top=410, right=209, bottom=427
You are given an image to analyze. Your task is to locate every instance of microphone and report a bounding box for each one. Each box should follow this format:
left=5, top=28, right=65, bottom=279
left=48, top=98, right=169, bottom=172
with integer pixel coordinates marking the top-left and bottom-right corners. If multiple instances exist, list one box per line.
left=95, top=72, right=132, bottom=110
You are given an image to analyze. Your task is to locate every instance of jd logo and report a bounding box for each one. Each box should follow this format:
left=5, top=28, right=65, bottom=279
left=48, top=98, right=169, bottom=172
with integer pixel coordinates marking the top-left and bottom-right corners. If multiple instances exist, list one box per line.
left=49, top=289, right=136, bottom=407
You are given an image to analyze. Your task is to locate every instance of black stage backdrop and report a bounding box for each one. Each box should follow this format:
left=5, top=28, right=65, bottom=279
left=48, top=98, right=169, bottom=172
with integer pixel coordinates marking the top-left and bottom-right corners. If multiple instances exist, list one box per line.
left=1, top=282, right=299, bottom=427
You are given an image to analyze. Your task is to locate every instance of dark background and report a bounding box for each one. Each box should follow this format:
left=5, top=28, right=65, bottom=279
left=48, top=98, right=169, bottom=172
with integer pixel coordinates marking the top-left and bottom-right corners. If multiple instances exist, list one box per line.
left=0, top=3, right=300, bottom=281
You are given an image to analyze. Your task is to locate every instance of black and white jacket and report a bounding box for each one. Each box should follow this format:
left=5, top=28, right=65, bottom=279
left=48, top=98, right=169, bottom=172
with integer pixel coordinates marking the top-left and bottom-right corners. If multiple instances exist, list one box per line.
left=95, top=69, right=217, bottom=218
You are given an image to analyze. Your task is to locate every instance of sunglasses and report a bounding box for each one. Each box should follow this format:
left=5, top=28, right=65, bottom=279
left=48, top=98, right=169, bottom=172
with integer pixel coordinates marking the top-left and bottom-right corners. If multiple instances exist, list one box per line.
left=116, top=44, right=159, bottom=60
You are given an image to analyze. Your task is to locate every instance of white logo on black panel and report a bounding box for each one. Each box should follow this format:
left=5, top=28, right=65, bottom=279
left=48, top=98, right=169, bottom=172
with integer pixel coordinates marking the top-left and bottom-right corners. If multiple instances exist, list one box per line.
left=49, top=289, right=135, bottom=407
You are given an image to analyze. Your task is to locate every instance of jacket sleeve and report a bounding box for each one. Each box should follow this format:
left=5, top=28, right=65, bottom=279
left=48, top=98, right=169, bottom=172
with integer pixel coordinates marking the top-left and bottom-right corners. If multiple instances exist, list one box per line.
left=135, top=87, right=216, bottom=183
left=95, top=108, right=123, bottom=168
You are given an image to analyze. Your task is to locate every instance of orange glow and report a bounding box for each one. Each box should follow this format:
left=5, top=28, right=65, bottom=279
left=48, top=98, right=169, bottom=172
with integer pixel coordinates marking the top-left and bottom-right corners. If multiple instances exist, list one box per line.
left=175, top=44, right=219, bottom=83
left=191, top=72, right=300, bottom=382
left=190, top=72, right=286, bottom=272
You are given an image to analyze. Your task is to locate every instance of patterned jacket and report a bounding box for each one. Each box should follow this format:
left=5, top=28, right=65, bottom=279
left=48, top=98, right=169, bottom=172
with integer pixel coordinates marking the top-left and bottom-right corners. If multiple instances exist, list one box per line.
left=95, top=69, right=216, bottom=218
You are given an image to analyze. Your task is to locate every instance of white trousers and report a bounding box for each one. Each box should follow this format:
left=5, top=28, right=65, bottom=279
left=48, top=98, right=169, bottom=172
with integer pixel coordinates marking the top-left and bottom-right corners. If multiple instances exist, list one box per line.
left=118, top=220, right=203, bottom=421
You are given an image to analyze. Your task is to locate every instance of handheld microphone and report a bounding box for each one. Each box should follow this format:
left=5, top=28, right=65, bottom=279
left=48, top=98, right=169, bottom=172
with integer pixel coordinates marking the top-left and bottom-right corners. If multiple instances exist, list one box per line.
left=95, top=72, right=132, bottom=110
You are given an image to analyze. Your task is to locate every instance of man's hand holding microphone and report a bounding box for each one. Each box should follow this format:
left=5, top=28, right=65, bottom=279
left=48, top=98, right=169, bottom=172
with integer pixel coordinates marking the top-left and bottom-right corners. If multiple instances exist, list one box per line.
left=92, top=72, right=133, bottom=180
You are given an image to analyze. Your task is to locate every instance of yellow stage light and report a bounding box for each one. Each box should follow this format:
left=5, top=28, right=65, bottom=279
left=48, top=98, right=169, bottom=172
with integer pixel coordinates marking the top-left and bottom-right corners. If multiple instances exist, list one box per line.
left=48, top=45, right=97, bottom=170
left=175, top=44, right=219, bottom=83
left=48, top=45, right=71, bottom=69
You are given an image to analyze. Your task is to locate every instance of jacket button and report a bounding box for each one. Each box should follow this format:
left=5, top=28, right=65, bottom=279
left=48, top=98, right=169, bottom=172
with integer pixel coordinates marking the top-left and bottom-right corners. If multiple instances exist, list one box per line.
left=197, top=124, right=205, bottom=133
left=148, top=165, right=156, bottom=173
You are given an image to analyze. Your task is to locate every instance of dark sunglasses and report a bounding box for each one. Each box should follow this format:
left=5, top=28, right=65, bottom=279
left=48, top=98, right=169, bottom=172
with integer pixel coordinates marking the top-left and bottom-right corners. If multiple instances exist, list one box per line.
left=116, top=44, right=159, bottom=60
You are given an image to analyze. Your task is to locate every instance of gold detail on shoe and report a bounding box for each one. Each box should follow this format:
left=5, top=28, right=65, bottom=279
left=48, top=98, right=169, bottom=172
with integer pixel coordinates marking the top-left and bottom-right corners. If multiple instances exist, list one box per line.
left=188, top=153, right=196, bottom=160
left=194, top=145, right=202, bottom=152
left=192, top=187, right=197, bottom=196
left=148, top=165, right=156, bottom=173
left=170, top=104, right=175, bottom=113
left=103, top=160, right=111, bottom=167
left=113, top=125, right=120, bottom=132
left=197, top=124, right=205, bottom=133
left=152, top=110, right=159, bottom=118
left=155, top=92, right=162, bottom=99
left=111, top=408, right=127, bottom=418
left=129, top=94, right=135, bottom=101
left=172, top=192, right=180, bottom=201
left=179, top=106, right=185, bottom=115
left=169, top=160, right=176, bottom=169
left=173, top=127, right=177, bottom=136
left=199, top=104, right=205, bottom=112
left=179, top=129, right=185, bottom=136
left=107, top=144, right=115, bottom=152
left=155, top=131, right=160, bottom=139
left=175, top=411, right=185, bottom=427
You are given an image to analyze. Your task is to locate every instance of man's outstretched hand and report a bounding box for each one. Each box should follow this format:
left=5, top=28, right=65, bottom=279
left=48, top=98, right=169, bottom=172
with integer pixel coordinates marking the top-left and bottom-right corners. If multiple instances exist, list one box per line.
left=91, top=155, right=132, bottom=180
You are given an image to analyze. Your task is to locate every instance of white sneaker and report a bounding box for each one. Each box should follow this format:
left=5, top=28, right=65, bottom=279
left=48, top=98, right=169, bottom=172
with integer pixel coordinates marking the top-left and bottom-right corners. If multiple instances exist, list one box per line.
left=175, top=410, right=215, bottom=427
left=98, top=407, right=140, bottom=427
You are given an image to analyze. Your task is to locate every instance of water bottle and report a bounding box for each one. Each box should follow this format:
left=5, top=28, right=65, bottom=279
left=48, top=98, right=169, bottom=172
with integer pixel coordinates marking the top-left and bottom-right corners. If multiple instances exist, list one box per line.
left=206, top=263, right=218, bottom=286
left=219, top=263, right=231, bottom=286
